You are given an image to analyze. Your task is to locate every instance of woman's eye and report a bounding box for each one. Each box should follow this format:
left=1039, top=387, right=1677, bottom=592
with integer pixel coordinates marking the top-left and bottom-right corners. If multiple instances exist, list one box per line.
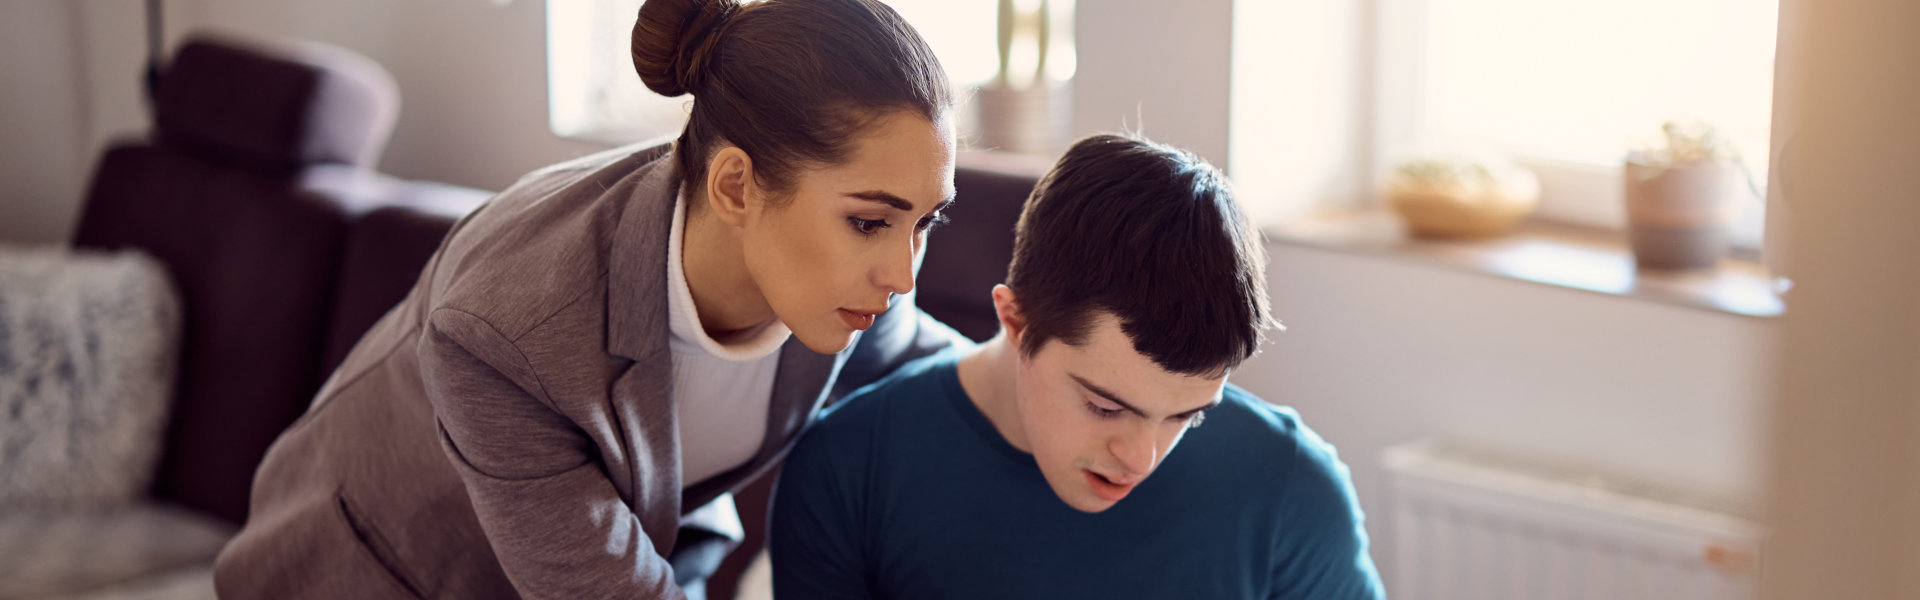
left=848, top=217, right=892, bottom=236
left=916, top=212, right=951, bottom=233
left=1085, top=401, right=1124, bottom=419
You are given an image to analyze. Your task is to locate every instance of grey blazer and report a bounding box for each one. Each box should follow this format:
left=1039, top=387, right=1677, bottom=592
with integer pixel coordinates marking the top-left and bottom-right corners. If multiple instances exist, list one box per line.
left=213, top=142, right=958, bottom=599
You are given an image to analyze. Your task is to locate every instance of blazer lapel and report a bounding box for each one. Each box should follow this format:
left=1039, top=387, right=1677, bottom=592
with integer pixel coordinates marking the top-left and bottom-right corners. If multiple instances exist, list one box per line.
left=603, top=143, right=684, bottom=555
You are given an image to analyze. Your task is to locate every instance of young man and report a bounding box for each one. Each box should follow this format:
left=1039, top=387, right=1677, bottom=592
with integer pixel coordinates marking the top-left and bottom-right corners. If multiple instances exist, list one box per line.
left=770, top=134, right=1384, bottom=599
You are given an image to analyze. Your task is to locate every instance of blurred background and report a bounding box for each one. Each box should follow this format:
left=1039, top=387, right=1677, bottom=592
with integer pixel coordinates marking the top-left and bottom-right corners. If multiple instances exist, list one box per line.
left=1, top=1, right=1915, bottom=599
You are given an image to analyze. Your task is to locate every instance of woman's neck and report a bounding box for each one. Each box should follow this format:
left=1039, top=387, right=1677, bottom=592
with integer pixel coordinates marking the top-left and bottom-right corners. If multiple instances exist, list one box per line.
left=680, top=196, right=777, bottom=337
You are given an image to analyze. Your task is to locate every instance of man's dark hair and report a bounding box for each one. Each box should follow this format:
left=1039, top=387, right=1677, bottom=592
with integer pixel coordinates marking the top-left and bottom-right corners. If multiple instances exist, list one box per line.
left=1006, top=133, right=1277, bottom=377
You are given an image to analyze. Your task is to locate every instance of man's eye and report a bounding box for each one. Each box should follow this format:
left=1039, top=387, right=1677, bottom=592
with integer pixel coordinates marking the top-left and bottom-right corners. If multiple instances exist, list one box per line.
left=1085, top=402, right=1124, bottom=419
left=1185, top=410, right=1208, bottom=430
left=848, top=217, right=891, bottom=236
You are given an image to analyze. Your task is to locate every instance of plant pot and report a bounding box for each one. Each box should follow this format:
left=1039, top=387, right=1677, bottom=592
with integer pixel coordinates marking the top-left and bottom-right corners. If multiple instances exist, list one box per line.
left=1624, top=160, right=1741, bottom=269
left=974, top=81, right=1070, bottom=155
left=1386, top=188, right=1539, bottom=238
left=1384, top=167, right=1540, bottom=239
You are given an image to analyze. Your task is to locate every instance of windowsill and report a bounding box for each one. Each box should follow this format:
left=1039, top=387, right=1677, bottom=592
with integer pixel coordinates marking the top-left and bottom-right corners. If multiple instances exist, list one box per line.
left=1263, top=210, right=1786, bottom=318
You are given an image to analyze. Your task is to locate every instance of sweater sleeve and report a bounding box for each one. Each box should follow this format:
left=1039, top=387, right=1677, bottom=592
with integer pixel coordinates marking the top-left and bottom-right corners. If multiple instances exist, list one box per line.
left=1268, top=429, right=1385, bottom=600
left=419, top=308, right=687, bottom=600
left=768, top=411, right=877, bottom=600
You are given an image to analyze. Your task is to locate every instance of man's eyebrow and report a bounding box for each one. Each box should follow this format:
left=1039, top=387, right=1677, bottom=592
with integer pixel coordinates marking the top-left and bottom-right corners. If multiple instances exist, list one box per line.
left=846, top=191, right=956, bottom=214
left=1071, top=373, right=1221, bottom=418
left=1071, top=374, right=1147, bottom=418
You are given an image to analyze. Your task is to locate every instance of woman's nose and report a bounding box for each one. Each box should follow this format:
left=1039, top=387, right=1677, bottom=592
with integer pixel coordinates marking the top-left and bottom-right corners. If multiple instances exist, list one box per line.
left=873, top=234, right=916, bottom=295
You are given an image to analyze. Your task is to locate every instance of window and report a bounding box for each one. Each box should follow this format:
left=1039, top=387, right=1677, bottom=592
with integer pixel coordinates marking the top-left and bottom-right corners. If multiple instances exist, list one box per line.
left=546, top=0, right=1007, bottom=145
left=1233, top=0, right=1780, bottom=248
left=1381, top=0, right=1781, bottom=247
left=547, top=0, right=688, bottom=144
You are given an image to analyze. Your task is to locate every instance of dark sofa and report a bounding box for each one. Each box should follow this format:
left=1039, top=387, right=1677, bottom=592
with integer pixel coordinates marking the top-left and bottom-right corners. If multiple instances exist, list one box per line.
left=71, top=32, right=1044, bottom=599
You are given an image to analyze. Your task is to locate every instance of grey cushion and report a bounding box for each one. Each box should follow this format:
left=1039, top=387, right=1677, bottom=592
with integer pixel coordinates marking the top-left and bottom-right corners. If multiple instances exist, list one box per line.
left=0, top=503, right=233, bottom=599
left=0, top=247, right=181, bottom=508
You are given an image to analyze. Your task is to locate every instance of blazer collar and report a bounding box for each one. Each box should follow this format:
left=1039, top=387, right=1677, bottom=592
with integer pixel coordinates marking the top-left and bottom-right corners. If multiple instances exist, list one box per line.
left=606, top=143, right=679, bottom=362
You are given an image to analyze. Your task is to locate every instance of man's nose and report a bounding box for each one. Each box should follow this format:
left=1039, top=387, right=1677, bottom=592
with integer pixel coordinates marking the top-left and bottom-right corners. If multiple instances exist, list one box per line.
left=1109, top=427, right=1160, bottom=477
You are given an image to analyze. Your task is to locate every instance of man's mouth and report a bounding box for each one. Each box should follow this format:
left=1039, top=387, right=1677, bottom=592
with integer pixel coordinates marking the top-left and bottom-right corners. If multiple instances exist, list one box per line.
left=1084, top=469, right=1137, bottom=502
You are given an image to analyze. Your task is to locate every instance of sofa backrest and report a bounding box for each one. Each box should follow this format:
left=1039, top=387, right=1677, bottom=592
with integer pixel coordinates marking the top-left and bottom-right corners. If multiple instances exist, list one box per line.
left=70, top=33, right=399, bottom=524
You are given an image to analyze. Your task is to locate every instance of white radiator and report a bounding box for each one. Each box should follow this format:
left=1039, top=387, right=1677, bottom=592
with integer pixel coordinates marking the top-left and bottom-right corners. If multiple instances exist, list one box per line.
left=1381, top=442, right=1763, bottom=600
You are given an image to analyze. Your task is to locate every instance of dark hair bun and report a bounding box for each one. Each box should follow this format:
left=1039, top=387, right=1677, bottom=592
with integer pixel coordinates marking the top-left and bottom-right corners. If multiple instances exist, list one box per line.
left=631, top=0, right=740, bottom=97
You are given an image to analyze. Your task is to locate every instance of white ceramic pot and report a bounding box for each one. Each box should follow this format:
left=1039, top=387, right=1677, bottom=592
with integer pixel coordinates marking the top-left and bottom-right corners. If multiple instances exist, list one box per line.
left=1623, top=159, right=1743, bottom=269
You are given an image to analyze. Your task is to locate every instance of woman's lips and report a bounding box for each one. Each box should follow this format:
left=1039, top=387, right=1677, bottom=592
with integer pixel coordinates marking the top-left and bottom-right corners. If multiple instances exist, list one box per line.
left=1084, top=470, right=1136, bottom=503
left=838, top=308, right=879, bottom=331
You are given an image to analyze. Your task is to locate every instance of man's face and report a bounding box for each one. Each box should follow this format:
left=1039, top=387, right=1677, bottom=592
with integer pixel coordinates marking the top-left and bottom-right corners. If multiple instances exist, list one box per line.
left=1011, top=312, right=1227, bottom=513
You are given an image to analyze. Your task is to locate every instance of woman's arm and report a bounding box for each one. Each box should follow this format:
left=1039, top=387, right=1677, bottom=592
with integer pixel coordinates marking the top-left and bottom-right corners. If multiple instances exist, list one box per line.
left=420, top=308, right=688, bottom=600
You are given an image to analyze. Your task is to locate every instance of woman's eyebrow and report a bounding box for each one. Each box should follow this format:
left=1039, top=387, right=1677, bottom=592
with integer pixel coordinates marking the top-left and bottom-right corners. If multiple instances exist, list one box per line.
left=846, top=191, right=956, bottom=214
left=845, top=190, right=914, bottom=211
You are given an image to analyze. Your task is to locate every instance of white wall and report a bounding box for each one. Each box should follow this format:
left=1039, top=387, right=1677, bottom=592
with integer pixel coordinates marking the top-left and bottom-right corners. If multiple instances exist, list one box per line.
left=1071, top=0, right=1234, bottom=169
left=1232, top=243, right=1779, bottom=578
left=0, top=1, right=93, bottom=244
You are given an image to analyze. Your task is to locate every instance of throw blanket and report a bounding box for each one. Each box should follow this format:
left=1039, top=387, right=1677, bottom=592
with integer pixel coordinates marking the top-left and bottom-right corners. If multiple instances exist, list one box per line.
left=0, top=246, right=181, bottom=508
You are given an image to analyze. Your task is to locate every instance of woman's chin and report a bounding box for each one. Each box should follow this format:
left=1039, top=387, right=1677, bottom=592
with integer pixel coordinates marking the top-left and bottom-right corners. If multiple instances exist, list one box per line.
left=790, top=325, right=857, bottom=355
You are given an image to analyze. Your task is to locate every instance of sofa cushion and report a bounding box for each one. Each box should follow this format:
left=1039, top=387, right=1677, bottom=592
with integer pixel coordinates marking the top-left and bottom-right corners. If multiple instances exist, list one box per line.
left=319, top=205, right=467, bottom=376
left=0, top=503, right=234, bottom=599
left=0, top=247, right=181, bottom=508
left=72, top=145, right=351, bottom=524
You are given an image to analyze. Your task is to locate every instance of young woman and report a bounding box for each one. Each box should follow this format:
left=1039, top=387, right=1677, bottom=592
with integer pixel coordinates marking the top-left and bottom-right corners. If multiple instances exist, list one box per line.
left=214, top=1, right=959, bottom=598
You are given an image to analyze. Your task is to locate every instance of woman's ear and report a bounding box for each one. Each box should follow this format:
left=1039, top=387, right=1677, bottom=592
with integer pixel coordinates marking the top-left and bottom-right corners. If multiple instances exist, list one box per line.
left=991, top=284, right=1026, bottom=344
left=705, top=146, right=753, bottom=227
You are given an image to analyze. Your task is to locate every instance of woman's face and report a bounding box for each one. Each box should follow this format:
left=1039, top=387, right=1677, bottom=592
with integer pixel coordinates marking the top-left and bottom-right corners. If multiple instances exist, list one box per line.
left=738, top=111, right=956, bottom=354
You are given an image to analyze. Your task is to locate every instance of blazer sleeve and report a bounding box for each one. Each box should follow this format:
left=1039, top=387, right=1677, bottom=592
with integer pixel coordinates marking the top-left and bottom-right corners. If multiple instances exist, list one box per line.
left=419, top=308, right=688, bottom=600
left=830, top=289, right=968, bottom=401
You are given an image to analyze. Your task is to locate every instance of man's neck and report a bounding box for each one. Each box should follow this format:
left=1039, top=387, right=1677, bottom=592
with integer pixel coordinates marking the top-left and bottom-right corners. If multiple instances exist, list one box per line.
left=957, top=335, right=1033, bottom=453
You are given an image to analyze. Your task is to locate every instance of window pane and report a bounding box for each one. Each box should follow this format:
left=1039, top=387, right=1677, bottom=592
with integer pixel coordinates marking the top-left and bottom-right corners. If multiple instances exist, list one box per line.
left=1426, top=0, right=1779, bottom=173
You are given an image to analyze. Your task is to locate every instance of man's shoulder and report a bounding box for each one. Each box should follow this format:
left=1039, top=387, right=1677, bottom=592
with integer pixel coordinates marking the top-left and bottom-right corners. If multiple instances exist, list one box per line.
left=790, top=351, right=964, bottom=465
left=1186, top=385, right=1354, bottom=499
left=822, top=350, right=963, bottom=422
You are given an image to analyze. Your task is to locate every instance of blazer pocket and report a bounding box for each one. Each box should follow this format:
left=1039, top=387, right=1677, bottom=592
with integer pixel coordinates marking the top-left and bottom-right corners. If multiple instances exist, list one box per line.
left=335, top=491, right=431, bottom=599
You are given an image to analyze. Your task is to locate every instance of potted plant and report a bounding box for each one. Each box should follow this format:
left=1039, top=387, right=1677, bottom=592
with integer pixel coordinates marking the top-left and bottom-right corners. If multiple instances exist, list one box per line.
left=974, top=0, right=1070, bottom=155
left=1385, top=155, right=1541, bottom=239
left=1623, top=121, right=1755, bottom=269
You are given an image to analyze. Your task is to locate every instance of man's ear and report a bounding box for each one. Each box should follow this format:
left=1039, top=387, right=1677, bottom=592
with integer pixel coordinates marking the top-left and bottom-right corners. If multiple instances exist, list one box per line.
left=991, top=284, right=1026, bottom=344
left=705, top=146, right=752, bottom=227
